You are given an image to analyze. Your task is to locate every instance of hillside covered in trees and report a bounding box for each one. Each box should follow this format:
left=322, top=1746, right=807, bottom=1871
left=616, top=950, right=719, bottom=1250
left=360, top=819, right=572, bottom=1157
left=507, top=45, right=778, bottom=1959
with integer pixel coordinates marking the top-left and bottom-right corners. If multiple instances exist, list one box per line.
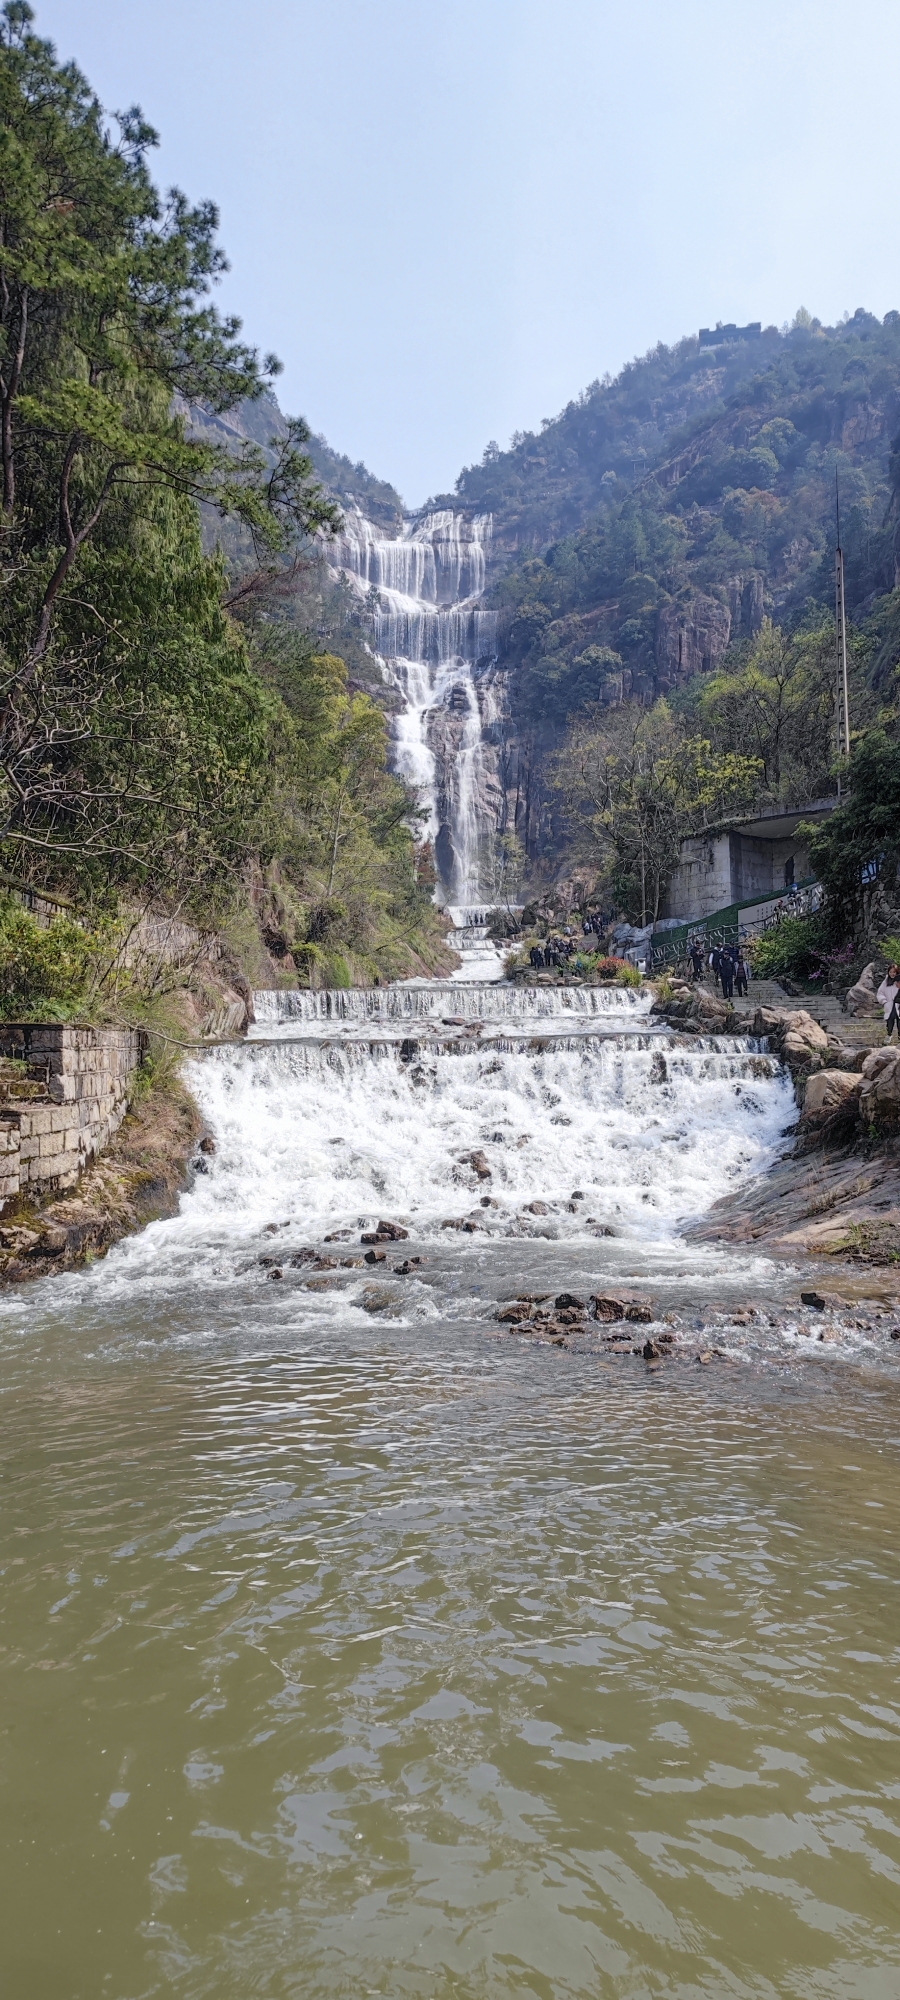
left=0, top=1, right=449, bottom=1007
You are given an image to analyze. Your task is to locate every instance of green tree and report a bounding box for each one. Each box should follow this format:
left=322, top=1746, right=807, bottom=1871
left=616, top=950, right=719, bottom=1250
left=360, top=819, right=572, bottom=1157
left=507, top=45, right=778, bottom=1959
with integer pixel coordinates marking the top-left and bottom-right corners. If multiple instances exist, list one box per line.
left=0, top=1, right=338, bottom=882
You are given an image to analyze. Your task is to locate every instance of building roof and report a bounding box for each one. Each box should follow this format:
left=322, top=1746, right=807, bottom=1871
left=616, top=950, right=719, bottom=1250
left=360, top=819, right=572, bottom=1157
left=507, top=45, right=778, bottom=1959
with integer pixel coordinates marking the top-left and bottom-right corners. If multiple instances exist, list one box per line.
left=705, top=798, right=838, bottom=843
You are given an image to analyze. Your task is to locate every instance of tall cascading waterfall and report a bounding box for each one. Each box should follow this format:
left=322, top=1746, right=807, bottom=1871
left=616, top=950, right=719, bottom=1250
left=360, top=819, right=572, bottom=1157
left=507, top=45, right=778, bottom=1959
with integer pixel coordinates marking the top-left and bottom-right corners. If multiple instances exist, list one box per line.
left=330, top=508, right=501, bottom=909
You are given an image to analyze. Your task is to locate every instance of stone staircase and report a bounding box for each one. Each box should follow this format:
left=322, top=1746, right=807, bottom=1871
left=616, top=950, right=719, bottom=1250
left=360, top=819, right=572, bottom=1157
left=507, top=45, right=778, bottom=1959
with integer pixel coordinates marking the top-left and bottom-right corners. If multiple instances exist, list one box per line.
left=729, top=979, right=885, bottom=1049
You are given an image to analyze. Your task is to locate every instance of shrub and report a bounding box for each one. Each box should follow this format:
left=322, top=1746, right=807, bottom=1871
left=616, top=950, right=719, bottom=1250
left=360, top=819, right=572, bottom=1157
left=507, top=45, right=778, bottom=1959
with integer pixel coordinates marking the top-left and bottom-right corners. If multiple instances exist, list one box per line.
left=748, top=914, right=828, bottom=981
left=615, top=962, right=642, bottom=987
left=0, top=899, right=100, bottom=1019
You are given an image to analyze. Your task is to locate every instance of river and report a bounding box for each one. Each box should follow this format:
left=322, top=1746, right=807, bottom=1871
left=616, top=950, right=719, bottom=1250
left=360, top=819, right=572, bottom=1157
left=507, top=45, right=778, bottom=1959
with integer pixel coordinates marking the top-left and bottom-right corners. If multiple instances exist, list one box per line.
left=3, top=974, right=900, bottom=1997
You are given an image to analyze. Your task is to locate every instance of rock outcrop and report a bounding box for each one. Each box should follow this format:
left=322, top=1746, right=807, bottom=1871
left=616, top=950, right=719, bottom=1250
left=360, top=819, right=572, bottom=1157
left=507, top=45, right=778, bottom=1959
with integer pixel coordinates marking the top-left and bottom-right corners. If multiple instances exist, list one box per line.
left=800, top=1069, right=862, bottom=1129
left=846, top=962, right=883, bottom=1017
left=859, top=1049, right=900, bottom=1129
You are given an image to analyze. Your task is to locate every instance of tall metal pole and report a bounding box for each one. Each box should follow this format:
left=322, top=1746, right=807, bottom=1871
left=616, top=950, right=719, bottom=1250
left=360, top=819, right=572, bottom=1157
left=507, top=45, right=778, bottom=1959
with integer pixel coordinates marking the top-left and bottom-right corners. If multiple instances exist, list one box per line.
left=834, top=474, right=851, bottom=798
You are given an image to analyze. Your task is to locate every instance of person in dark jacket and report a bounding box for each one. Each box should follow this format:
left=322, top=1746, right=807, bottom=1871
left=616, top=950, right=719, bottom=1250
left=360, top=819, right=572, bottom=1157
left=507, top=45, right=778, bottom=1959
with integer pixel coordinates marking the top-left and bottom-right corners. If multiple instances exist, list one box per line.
left=689, top=942, right=705, bottom=980
left=734, top=952, right=749, bottom=997
left=719, top=951, right=735, bottom=1000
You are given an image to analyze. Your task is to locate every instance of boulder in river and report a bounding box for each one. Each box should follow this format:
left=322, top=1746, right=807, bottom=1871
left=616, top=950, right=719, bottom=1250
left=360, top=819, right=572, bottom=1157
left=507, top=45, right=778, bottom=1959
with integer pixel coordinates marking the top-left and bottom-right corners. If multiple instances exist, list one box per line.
left=458, top=1150, right=491, bottom=1180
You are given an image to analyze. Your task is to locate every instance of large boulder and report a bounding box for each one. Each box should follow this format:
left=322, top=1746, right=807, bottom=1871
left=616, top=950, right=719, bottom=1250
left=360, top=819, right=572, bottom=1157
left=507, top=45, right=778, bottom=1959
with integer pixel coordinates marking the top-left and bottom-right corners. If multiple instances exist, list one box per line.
left=800, top=1069, right=862, bottom=1129
left=859, top=1049, right=900, bottom=1128
left=846, top=961, right=882, bottom=1017
left=752, top=1007, right=828, bottom=1066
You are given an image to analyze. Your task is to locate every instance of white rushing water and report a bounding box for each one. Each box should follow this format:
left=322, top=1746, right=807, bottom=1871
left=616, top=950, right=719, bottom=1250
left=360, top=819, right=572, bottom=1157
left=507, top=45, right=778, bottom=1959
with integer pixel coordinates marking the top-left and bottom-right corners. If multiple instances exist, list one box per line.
left=331, top=508, right=500, bottom=903
left=62, top=979, right=797, bottom=1321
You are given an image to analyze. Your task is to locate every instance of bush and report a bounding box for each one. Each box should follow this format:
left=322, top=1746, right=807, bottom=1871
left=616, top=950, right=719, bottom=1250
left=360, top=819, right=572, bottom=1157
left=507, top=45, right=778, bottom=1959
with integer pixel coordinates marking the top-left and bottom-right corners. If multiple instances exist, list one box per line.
left=748, top=914, right=827, bottom=981
left=0, top=899, right=101, bottom=1019
left=615, top=962, right=642, bottom=987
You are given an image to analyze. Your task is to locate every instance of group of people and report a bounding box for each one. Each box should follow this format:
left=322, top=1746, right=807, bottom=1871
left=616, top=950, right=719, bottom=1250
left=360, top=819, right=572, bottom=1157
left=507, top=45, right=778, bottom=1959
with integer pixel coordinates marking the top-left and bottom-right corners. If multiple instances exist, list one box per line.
left=687, top=938, right=749, bottom=999
left=529, top=936, right=579, bottom=970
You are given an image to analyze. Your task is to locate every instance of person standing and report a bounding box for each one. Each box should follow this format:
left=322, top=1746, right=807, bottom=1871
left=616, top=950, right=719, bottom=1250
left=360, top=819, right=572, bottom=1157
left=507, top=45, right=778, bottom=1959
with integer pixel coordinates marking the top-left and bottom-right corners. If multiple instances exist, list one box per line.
left=690, top=941, right=705, bottom=980
left=877, top=963, right=900, bottom=1040
left=720, top=951, right=735, bottom=1000
left=734, top=951, right=749, bottom=997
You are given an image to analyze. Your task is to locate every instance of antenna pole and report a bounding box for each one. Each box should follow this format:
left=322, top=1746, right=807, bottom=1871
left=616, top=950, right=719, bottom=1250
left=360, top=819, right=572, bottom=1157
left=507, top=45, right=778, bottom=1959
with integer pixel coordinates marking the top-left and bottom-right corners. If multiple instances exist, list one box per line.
left=835, top=474, right=851, bottom=797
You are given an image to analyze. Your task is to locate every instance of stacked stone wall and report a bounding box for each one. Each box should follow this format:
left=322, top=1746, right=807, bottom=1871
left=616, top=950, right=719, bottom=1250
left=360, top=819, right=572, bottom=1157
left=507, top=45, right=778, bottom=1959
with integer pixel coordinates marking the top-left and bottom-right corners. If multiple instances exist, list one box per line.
left=0, top=1025, right=145, bottom=1206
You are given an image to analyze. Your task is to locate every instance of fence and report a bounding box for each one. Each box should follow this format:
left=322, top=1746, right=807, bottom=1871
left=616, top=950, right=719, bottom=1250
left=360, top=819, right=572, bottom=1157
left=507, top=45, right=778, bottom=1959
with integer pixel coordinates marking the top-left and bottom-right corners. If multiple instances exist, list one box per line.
left=648, top=881, right=822, bottom=973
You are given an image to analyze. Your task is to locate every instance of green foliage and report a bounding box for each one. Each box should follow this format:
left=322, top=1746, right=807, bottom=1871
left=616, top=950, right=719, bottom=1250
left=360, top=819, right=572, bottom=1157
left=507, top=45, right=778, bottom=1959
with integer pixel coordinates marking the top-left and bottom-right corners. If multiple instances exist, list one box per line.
left=555, top=699, right=762, bottom=923
left=615, top=961, right=642, bottom=987
left=486, top=310, right=900, bottom=736
left=748, top=914, right=828, bottom=980
left=805, top=730, right=900, bottom=935
left=0, top=897, right=102, bottom=1015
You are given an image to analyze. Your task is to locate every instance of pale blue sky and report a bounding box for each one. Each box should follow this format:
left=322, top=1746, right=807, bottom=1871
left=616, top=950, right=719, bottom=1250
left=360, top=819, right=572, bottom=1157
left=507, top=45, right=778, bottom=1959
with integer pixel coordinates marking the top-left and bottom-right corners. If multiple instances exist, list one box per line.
left=34, top=1, right=900, bottom=505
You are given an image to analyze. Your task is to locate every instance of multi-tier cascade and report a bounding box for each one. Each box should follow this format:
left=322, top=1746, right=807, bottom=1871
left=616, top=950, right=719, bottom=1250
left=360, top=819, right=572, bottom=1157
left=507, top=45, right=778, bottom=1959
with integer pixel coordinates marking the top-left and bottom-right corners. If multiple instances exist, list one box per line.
left=330, top=508, right=501, bottom=907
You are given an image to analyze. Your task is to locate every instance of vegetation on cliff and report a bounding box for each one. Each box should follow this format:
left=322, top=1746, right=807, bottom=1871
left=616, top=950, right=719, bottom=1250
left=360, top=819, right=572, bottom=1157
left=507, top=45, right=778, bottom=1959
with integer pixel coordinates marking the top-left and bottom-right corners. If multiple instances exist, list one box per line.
left=0, top=3, right=448, bottom=995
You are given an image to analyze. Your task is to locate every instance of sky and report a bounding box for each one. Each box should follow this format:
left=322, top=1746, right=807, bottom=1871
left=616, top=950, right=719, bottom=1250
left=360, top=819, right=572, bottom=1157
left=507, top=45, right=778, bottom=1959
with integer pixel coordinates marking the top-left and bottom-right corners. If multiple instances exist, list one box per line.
left=32, top=0, right=900, bottom=507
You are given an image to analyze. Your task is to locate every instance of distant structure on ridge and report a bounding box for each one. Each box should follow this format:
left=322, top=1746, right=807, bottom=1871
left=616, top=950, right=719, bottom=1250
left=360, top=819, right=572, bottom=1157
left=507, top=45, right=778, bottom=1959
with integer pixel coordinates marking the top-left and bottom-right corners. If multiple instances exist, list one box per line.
left=698, top=321, right=762, bottom=347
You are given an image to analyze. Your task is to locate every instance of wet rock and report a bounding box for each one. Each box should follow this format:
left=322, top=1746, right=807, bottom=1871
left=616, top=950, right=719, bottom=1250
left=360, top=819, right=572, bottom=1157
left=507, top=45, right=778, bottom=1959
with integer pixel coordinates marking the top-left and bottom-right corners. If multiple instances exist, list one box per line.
left=859, top=1049, right=900, bottom=1129
left=442, top=1017, right=466, bottom=1026
left=642, top=1339, right=661, bottom=1359
left=360, top=1285, right=394, bottom=1313
left=479, top=1195, right=499, bottom=1208
left=624, top=1303, right=653, bottom=1323
left=198, top=1135, right=217, bottom=1155
left=399, top=1039, right=417, bottom=1062
left=364, top=1248, right=387, bottom=1265
left=361, top=1220, right=409, bottom=1243
left=394, top=1257, right=422, bottom=1275
left=266, top=1267, right=284, bottom=1281
left=192, top=1154, right=208, bottom=1174
left=441, top=1217, right=467, bottom=1230
left=324, top=1228, right=352, bottom=1242
left=496, top=1302, right=533, bottom=1323
left=340, top=1257, right=365, bottom=1268
left=312, top=1255, right=339, bottom=1270
left=458, top=1150, right=491, bottom=1180
left=554, top=1292, right=584, bottom=1310
left=288, top=1248, right=317, bottom=1266
left=800, top=1069, right=862, bottom=1129
left=590, top=1295, right=626, bottom=1321
left=846, top=961, right=882, bottom=1017
left=523, top=1200, right=549, bottom=1215
left=570, top=1190, right=584, bottom=1200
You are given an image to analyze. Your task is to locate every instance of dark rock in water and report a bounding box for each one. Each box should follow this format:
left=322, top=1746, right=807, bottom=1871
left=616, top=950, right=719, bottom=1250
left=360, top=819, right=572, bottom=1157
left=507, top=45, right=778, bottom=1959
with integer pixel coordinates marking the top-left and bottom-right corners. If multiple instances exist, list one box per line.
left=289, top=1248, right=317, bottom=1267
left=266, top=1268, right=283, bottom=1282
left=325, top=1229, right=352, bottom=1242
left=490, top=1131, right=506, bottom=1143
left=441, top=1217, right=466, bottom=1230
left=523, top=1200, right=549, bottom=1216
left=442, top=1017, right=466, bottom=1026
left=199, top=1135, right=217, bottom=1155
left=362, top=1221, right=409, bottom=1243
left=642, top=1339, right=661, bottom=1359
left=399, top=1039, right=417, bottom=1062
left=394, top=1257, right=422, bottom=1275
left=624, top=1304, right=653, bottom=1324
left=801, top=1290, right=827, bottom=1310
left=496, top=1302, right=532, bottom=1323
left=570, top=1191, right=584, bottom=1201
left=590, top=1295, right=626, bottom=1322
left=459, top=1150, right=491, bottom=1180
left=192, top=1154, right=208, bottom=1175
left=312, top=1256, right=338, bottom=1270
left=890, top=1328, right=900, bottom=1341
left=364, top=1248, right=387, bottom=1265
left=555, top=1292, right=584, bottom=1310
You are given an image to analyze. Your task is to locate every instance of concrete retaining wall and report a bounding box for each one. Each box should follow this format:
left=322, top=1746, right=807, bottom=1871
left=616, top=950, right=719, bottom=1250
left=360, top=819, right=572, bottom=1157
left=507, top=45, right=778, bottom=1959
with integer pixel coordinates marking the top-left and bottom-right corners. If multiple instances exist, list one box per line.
left=0, top=1024, right=145, bottom=1207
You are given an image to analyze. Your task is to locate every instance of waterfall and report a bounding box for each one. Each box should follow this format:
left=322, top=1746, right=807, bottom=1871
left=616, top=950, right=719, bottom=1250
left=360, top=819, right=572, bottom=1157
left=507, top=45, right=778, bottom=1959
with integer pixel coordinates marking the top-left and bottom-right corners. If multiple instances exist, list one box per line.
left=180, top=980, right=792, bottom=1263
left=330, top=508, right=500, bottom=904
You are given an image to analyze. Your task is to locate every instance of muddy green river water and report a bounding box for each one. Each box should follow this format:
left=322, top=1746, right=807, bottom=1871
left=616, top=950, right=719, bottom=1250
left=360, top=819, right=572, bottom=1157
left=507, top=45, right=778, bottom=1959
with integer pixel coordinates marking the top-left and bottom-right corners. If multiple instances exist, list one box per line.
left=3, top=983, right=900, bottom=1996
left=4, top=1315, right=900, bottom=1999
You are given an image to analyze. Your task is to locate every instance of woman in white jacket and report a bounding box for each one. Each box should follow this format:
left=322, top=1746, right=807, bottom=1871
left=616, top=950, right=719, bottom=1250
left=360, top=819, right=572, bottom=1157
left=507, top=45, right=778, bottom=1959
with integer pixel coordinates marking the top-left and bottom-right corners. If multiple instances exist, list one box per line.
left=877, top=963, right=900, bottom=1040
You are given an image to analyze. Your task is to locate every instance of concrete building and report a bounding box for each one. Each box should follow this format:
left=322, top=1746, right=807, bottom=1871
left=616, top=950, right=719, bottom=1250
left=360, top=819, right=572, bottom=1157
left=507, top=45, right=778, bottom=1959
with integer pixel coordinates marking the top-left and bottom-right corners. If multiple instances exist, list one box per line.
left=658, top=800, right=837, bottom=925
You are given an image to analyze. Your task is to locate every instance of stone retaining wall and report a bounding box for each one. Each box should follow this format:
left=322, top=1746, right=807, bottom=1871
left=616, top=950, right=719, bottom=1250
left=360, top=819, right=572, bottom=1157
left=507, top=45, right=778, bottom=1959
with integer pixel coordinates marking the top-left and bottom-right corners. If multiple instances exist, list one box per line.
left=0, top=1024, right=145, bottom=1207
